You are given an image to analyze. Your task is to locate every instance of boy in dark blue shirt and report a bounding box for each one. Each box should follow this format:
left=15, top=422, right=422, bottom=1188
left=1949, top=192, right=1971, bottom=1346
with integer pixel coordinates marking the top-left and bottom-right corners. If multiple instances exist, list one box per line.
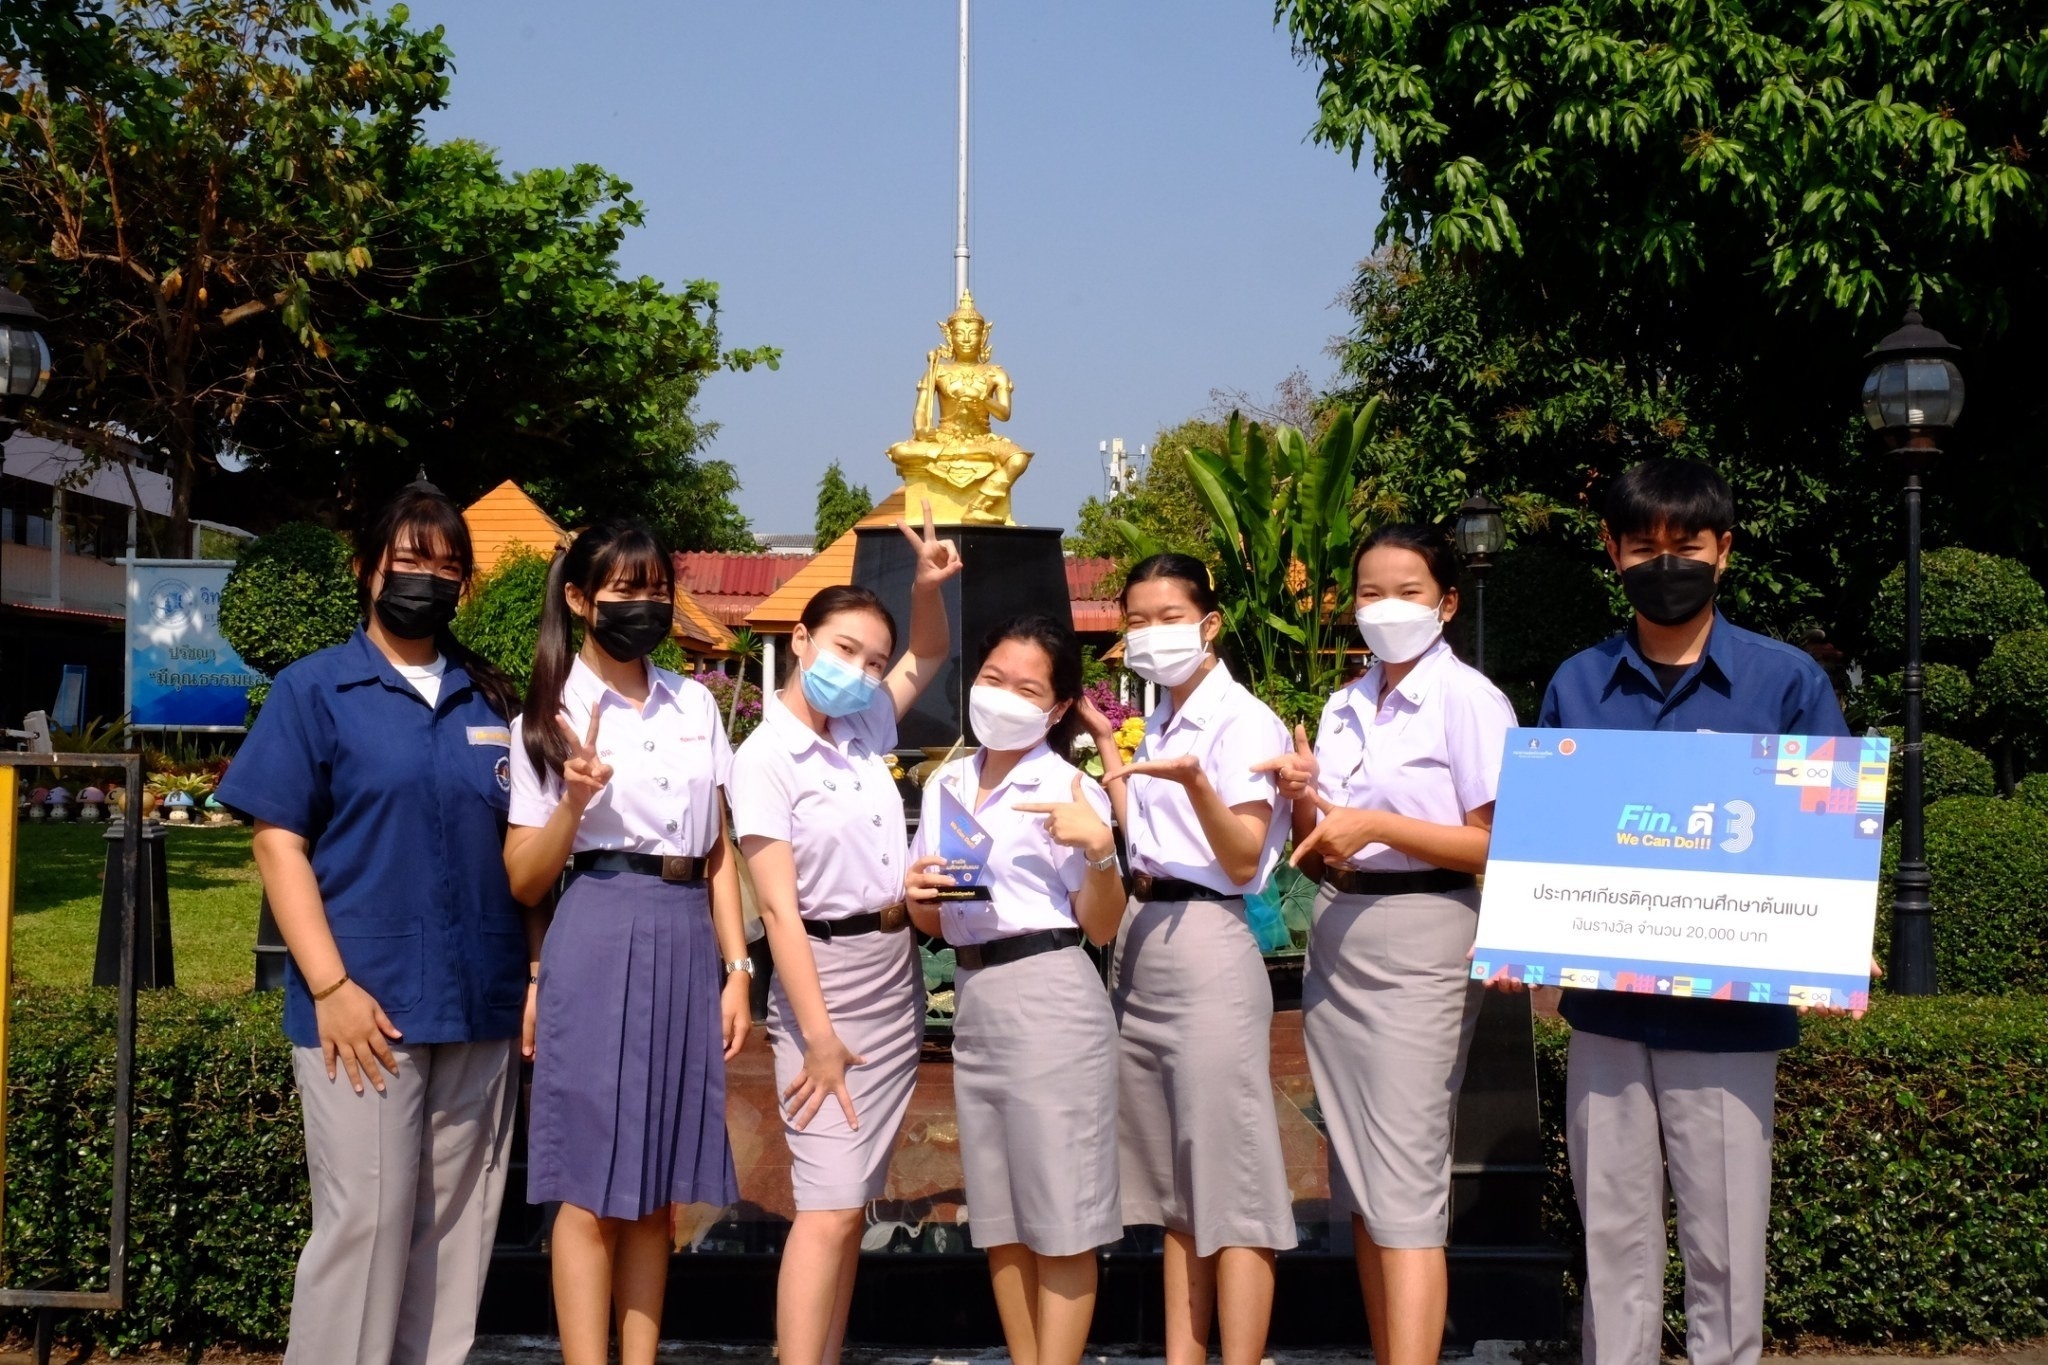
left=1538, top=460, right=1849, bottom=1365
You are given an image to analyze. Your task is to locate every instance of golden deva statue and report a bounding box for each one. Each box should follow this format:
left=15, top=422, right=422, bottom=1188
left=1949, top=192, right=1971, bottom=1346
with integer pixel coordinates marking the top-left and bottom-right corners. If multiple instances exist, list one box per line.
left=886, top=290, right=1032, bottom=524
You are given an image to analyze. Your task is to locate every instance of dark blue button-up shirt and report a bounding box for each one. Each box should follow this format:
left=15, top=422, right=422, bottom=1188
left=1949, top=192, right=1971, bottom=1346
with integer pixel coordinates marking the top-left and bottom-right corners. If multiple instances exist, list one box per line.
left=218, top=630, right=527, bottom=1048
left=1536, top=613, right=1851, bottom=1052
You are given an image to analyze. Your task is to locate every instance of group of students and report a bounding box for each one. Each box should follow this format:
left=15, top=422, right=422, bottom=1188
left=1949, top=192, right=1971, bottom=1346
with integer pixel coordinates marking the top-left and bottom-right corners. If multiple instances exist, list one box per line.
left=218, top=456, right=1849, bottom=1365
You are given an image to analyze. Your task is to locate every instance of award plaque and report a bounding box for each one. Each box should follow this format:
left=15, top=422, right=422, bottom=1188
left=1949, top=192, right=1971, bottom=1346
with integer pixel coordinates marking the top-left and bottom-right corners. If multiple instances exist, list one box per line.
left=935, top=786, right=995, bottom=901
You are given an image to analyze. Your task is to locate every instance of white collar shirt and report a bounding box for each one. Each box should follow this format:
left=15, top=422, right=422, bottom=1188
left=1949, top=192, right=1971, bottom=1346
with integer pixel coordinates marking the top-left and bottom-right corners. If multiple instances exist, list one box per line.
left=508, top=655, right=733, bottom=856
left=911, top=742, right=1112, bottom=946
left=1312, top=638, right=1516, bottom=872
left=1126, top=662, right=1289, bottom=895
left=728, top=689, right=907, bottom=920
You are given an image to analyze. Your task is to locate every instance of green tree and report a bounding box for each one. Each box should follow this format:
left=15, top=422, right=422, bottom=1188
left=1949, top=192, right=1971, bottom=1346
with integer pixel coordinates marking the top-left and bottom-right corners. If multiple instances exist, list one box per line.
left=1065, top=420, right=1224, bottom=577
left=1, top=0, right=776, bottom=545
left=216, top=521, right=358, bottom=716
left=813, top=461, right=872, bottom=550
left=1280, top=0, right=2048, bottom=639
left=451, top=545, right=552, bottom=692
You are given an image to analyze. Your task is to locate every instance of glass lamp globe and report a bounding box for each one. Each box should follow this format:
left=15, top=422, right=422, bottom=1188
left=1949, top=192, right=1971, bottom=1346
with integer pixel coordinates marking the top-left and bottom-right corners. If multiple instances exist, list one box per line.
left=1454, top=494, right=1507, bottom=561
left=1861, top=309, right=1964, bottom=438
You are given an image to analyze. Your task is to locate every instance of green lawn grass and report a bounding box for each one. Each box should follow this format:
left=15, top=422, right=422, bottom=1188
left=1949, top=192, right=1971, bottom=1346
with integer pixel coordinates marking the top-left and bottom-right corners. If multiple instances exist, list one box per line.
left=10, top=822, right=262, bottom=994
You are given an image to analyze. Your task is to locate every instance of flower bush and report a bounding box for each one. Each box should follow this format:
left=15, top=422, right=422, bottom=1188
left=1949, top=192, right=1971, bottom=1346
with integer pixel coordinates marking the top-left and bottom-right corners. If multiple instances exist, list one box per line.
left=696, top=670, right=764, bottom=746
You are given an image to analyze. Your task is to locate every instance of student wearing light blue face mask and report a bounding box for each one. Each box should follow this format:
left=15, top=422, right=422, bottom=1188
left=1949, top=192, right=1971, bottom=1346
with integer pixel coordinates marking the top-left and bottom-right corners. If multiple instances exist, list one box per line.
left=729, top=506, right=962, bottom=1365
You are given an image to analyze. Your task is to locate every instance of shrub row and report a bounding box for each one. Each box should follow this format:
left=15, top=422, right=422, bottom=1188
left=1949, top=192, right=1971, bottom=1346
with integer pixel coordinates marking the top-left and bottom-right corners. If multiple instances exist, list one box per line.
left=1533, top=996, right=2048, bottom=1348
left=3, top=991, right=2042, bottom=1352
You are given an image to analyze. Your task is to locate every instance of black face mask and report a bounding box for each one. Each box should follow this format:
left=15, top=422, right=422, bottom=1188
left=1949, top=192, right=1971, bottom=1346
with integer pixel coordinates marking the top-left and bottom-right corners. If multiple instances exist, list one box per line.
left=590, top=599, right=674, bottom=661
left=374, top=571, right=461, bottom=640
left=1619, top=553, right=1719, bottom=627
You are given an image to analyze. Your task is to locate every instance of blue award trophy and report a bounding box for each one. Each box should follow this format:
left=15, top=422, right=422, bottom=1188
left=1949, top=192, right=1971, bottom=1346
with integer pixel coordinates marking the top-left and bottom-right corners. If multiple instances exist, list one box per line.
left=935, top=785, right=994, bottom=901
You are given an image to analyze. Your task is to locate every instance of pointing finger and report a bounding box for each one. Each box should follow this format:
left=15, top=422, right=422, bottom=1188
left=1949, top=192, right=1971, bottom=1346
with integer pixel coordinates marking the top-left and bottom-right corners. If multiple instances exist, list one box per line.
left=1012, top=801, right=1057, bottom=815
left=583, top=704, right=603, bottom=752
left=1070, top=772, right=1084, bottom=801
left=922, top=498, right=937, bottom=540
left=1294, top=723, right=1313, bottom=754
left=1312, top=791, right=1335, bottom=815
left=1290, top=825, right=1326, bottom=869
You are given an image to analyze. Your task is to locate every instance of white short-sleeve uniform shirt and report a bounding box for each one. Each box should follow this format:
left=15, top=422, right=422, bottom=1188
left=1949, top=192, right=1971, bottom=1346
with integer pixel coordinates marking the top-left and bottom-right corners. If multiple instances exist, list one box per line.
left=728, top=689, right=907, bottom=922
left=911, top=743, right=1113, bottom=946
left=1312, top=639, right=1515, bottom=872
left=1125, top=662, right=1290, bottom=896
left=508, top=656, right=732, bottom=856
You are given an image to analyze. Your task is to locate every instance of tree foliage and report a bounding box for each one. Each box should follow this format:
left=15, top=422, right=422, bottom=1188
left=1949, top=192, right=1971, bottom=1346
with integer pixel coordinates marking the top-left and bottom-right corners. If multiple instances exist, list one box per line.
left=450, top=545, right=551, bottom=692
left=216, top=522, right=357, bottom=679
left=1282, top=0, right=2048, bottom=641
left=813, top=460, right=871, bottom=550
left=1066, top=419, right=1225, bottom=576
left=1, top=0, right=775, bottom=546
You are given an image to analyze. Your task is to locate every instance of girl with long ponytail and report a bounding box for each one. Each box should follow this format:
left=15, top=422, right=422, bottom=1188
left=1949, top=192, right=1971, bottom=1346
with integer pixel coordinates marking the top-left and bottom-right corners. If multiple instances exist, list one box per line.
left=503, top=519, right=752, bottom=1365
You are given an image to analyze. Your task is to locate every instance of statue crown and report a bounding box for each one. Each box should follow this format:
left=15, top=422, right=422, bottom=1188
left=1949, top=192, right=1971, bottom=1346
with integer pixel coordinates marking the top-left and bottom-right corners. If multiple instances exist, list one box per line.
left=946, top=290, right=986, bottom=326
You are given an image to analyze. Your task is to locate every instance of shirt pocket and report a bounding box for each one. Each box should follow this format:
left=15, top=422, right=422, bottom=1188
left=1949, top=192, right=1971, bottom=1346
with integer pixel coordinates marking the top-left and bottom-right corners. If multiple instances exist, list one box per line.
left=332, top=916, right=424, bottom=1012
left=481, top=924, right=530, bottom=1010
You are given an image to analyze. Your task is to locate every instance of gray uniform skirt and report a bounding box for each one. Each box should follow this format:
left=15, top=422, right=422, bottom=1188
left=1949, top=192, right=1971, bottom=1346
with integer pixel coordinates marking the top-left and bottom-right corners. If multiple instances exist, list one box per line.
left=953, top=943, right=1121, bottom=1256
left=527, top=871, right=738, bottom=1219
left=1112, top=896, right=1298, bottom=1255
left=1301, top=884, right=1482, bottom=1249
left=768, top=925, right=924, bottom=1211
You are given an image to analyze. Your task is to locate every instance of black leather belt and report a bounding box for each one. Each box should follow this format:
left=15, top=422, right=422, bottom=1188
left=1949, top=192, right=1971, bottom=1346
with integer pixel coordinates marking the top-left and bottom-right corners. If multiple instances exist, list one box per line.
left=1322, top=866, right=1476, bottom=897
left=804, top=903, right=911, bottom=939
left=571, top=850, right=709, bottom=884
left=1130, top=873, right=1239, bottom=903
left=954, top=928, right=1082, bottom=972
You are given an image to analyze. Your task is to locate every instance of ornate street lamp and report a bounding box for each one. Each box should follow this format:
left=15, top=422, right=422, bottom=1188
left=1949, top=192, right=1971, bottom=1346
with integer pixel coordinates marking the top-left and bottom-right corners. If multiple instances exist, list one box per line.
left=0, top=287, right=52, bottom=441
left=1862, top=308, right=1964, bottom=997
left=1455, top=493, right=1506, bottom=674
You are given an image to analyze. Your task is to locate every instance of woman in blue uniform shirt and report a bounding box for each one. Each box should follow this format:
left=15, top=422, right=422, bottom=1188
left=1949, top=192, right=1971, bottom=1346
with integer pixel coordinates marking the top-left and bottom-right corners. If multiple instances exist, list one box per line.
left=219, top=479, right=534, bottom=1365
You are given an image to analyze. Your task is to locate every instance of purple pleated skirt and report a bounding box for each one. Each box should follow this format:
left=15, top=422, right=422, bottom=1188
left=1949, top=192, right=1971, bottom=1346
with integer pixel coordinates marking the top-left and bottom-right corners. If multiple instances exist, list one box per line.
left=526, top=870, right=738, bottom=1219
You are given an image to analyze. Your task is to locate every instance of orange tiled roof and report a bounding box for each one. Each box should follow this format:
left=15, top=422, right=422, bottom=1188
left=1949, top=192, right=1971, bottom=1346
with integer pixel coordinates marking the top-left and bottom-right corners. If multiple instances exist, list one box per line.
left=463, top=480, right=570, bottom=578
left=745, top=489, right=909, bottom=631
left=463, top=480, right=732, bottom=654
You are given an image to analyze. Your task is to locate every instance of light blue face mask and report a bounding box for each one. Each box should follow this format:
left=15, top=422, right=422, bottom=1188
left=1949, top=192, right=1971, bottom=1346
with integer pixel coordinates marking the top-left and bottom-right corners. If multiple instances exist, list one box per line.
left=800, top=647, right=881, bottom=718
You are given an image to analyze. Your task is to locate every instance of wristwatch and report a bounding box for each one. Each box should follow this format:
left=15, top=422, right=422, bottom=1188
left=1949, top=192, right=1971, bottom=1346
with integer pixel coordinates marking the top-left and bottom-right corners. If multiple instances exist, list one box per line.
left=724, top=957, right=757, bottom=979
left=1087, top=848, right=1121, bottom=875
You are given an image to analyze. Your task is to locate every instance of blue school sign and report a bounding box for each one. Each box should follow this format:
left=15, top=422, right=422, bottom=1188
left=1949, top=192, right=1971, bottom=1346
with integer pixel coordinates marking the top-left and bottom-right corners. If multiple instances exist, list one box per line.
left=125, top=559, right=267, bottom=731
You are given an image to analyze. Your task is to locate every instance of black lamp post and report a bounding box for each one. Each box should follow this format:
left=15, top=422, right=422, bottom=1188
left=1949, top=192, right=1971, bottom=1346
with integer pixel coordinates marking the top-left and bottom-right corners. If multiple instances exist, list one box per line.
left=0, top=286, right=52, bottom=440
left=1455, top=493, right=1506, bottom=673
left=1862, top=309, right=1965, bottom=997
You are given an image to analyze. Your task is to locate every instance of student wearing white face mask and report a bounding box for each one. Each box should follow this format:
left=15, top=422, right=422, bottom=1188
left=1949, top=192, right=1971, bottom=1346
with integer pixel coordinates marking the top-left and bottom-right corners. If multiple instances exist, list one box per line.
left=1257, top=524, right=1515, bottom=1365
left=906, top=613, right=1126, bottom=1365
left=1077, top=553, right=1296, bottom=1365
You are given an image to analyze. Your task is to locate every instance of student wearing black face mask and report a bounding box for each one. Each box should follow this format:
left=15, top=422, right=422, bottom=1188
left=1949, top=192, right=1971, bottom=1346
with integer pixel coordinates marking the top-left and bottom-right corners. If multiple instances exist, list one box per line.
left=1537, top=460, right=1851, bottom=1365
left=217, top=479, right=528, bottom=1365
left=502, top=519, right=750, bottom=1365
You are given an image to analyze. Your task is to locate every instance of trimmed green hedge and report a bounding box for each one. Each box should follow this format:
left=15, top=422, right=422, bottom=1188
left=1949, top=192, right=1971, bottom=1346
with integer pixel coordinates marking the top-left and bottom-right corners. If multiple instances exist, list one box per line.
left=2, top=990, right=305, bottom=1354
left=1869, top=547, right=2048, bottom=666
left=1875, top=727, right=1996, bottom=817
left=1878, top=795, right=2048, bottom=994
left=1534, top=997, right=2048, bottom=1348
left=4, top=991, right=2044, bottom=1351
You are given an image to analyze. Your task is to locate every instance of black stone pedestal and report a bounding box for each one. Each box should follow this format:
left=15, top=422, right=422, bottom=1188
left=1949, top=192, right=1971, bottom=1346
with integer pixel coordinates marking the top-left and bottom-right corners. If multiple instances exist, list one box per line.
left=850, top=524, right=1071, bottom=752
left=93, top=818, right=175, bottom=989
left=1446, top=986, right=1569, bottom=1339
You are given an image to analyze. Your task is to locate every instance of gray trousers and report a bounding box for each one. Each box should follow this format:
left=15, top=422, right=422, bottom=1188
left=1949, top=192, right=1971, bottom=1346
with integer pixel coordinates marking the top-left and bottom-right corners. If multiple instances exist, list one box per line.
left=1566, top=1031, right=1779, bottom=1365
left=287, top=1040, right=519, bottom=1365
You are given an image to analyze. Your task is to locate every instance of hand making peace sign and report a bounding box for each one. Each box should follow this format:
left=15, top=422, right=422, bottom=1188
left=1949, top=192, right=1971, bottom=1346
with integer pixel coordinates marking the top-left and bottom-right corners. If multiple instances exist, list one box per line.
left=556, top=706, right=614, bottom=814
left=1250, top=724, right=1319, bottom=801
left=897, top=498, right=965, bottom=591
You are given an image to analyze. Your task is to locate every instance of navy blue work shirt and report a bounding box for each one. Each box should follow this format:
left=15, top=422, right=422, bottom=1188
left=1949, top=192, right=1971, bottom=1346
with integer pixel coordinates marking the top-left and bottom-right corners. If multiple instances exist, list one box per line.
left=217, top=629, right=528, bottom=1049
left=1536, top=613, right=1851, bottom=1052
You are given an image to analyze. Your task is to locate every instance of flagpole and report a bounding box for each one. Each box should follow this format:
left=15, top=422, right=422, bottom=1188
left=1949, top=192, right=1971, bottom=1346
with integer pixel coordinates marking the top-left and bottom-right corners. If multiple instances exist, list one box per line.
left=955, top=0, right=970, bottom=301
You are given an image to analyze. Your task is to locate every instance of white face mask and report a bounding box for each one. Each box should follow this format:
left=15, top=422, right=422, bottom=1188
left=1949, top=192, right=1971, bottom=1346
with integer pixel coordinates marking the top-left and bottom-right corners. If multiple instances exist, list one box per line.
left=1123, top=621, right=1212, bottom=687
left=969, top=684, right=1055, bottom=751
left=1356, top=597, right=1445, bottom=664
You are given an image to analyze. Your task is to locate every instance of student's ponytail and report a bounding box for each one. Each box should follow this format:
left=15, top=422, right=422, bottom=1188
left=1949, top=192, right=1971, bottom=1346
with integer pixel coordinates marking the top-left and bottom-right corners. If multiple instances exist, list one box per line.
left=519, top=518, right=674, bottom=781
left=521, top=548, right=582, bottom=782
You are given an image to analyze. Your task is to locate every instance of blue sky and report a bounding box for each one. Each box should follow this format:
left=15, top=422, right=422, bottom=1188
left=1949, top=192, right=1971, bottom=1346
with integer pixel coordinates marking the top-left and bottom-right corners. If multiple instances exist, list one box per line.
left=410, top=2, right=1382, bottom=535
